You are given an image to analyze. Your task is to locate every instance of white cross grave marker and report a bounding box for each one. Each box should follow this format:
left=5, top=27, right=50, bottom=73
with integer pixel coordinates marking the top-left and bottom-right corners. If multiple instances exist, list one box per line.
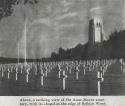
left=40, top=68, right=44, bottom=86
left=61, top=70, right=67, bottom=91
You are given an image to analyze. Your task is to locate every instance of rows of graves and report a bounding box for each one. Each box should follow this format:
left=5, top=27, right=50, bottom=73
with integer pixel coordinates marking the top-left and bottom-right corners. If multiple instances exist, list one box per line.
left=0, top=59, right=125, bottom=95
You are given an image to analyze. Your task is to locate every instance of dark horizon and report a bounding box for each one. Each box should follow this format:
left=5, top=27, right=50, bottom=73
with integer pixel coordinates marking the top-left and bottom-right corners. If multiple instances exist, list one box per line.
left=0, top=28, right=125, bottom=63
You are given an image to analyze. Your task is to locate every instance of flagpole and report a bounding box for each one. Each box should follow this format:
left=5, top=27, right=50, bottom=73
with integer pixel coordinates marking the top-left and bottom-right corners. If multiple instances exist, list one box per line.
left=24, top=16, right=27, bottom=65
left=18, top=43, right=20, bottom=65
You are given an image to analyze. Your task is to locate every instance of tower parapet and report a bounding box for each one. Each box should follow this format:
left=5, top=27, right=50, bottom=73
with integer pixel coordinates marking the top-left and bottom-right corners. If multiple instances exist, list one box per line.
left=89, top=17, right=105, bottom=44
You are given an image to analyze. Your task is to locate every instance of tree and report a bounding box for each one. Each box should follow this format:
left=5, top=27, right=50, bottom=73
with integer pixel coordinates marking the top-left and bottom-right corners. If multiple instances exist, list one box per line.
left=51, top=52, right=58, bottom=61
left=0, top=0, right=38, bottom=20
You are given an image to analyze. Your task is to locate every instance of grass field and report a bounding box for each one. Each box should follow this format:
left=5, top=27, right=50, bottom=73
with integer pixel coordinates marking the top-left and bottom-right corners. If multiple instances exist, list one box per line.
left=0, top=60, right=125, bottom=96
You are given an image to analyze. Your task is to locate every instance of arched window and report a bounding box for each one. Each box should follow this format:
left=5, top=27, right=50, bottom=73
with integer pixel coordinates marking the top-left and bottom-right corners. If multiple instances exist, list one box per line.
left=96, top=22, right=101, bottom=27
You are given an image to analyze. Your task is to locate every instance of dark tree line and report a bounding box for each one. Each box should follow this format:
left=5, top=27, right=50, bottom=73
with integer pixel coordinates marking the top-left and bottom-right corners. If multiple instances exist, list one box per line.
left=1, top=29, right=125, bottom=63
left=42, top=29, right=125, bottom=61
left=1, top=27, right=125, bottom=63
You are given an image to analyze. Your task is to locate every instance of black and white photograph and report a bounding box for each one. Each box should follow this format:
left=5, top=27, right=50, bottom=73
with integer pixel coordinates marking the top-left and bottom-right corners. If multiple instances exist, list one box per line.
left=0, top=0, right=125, bottom=99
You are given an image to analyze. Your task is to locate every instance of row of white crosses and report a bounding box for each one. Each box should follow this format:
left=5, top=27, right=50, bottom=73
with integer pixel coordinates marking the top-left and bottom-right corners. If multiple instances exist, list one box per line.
left=0, top=59, right=115, bottom=78
left=47, top=59, right=116, bottom=92
left=54, top=59, right=117, bottom=95
left=56, top=61, right=93, bottom=91
left=0, top=62, right=52, bottom=84
left=0, top=59, right=118, bottom=95
left=96, top=59, right=117, bottom=96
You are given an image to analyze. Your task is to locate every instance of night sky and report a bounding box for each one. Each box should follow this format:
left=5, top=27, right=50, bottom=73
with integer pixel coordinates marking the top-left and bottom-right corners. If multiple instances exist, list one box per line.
left=0, top=0, right=124, bottom=58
